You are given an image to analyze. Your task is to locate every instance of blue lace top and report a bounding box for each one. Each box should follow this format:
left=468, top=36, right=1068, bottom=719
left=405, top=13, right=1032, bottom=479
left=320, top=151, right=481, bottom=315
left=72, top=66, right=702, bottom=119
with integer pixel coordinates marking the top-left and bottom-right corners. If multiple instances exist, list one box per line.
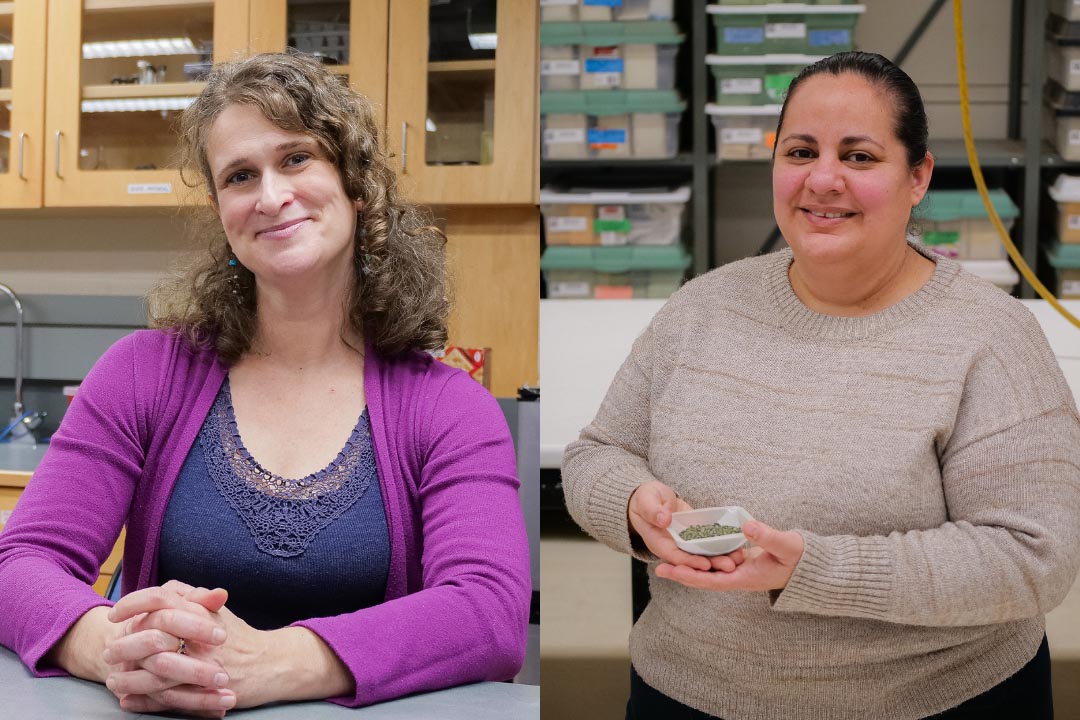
left=157, top=379, right=390, bottom=630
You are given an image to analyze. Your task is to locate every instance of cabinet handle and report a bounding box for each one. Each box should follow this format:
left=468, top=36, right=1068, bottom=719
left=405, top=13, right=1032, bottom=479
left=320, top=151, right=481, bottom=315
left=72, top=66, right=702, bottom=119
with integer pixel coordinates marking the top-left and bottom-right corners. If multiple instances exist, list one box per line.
left=17, top=133, right=26, bottom=180
left=54, top=131, right=64, bottom=179
left=401, top=122, right=408, bottom=174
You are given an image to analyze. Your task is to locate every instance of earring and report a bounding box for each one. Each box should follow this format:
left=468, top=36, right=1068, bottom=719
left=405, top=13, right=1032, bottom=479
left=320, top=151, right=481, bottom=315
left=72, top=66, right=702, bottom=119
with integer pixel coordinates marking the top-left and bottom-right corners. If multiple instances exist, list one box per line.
left=227, top=256, right=243, bottom=303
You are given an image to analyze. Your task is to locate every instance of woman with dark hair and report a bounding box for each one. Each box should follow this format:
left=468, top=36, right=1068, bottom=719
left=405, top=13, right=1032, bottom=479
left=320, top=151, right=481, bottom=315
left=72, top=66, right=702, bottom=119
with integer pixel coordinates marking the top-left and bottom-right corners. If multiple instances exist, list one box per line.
left=562, top=51, right=1080, bottom=719
left=0, top=52, right=530, bottom=718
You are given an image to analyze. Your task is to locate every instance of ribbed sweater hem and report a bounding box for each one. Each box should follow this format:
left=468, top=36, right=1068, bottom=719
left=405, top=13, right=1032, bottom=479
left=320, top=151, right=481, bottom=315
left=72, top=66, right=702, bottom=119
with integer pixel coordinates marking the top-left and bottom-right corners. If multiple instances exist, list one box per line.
left=631, top=613, right=1045, bottom=720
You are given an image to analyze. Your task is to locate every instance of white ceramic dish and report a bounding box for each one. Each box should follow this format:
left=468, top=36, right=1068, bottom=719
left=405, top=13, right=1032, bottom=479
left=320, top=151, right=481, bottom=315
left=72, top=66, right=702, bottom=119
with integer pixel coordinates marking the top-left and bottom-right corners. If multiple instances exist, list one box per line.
left=667, top=506, right=754, bottom=556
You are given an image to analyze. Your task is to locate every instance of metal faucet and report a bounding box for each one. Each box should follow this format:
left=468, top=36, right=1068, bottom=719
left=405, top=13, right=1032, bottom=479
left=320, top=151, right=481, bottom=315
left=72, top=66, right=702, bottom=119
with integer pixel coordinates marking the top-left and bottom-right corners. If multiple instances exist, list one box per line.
left=0, top=282, right=43, bottom=444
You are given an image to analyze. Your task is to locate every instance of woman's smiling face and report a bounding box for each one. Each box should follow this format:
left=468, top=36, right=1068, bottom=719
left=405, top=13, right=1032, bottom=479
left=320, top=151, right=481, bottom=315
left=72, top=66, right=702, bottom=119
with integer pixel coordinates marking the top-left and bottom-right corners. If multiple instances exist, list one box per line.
left=772, top=72, right=932, bottom=267
left=206, top=103, right=360, bottom=287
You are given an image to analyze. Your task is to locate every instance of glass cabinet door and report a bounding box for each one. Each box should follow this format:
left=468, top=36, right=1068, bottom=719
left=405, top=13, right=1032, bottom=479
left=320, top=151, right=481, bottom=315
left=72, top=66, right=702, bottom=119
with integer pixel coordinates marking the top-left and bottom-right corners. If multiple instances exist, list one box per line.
left=43, top=0, right=250, bottom=208
left=248, top=0, right=388, bottom=130
left=0, top=0, right=47, bottom=208
left=387, top=0, right=536, bottom=205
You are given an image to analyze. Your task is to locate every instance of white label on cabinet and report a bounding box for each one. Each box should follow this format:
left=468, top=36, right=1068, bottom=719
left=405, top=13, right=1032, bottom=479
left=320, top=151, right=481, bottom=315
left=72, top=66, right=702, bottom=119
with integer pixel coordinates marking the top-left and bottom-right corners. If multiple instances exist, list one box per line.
left=548, top=216, right=589, bottom=233
left=549, top=281, right=592, bottom=298
left=1068, top=215, right=1080, bottom=230
left=540, top=0, right=577, bottom=5
left=544, top=128, right=586, bottom=144
left=721, top=127, right=765, bottom=145
left=128, top=183, right=172, bottom=194
left=0, top=509, right=10, bottom=526
left=541, top=59, right=581, bottom=76
left=766, top=23, right=806, bottom=39
left=1071, top=59, right=1080, bottom=75
left=1069, top=130, right=1080, bottom=146
left=1063, top=280, right=1080, bottom=296
left=721, top=78, right=763, bottom=95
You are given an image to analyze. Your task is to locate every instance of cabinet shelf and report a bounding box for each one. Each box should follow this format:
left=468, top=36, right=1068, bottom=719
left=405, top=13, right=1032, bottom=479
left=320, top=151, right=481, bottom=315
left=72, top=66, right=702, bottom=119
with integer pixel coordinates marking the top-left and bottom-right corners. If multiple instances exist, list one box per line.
left=82, top=81, right=204, bottom=99
left=541, top=153, right=696, bottom=170
left=428, top=60, right=497, bottom=73
left=83, top=0, right=212, bottom=11
left=0, top=3, right=13, bottom=17
left=0, top=89, right=11, bottom=102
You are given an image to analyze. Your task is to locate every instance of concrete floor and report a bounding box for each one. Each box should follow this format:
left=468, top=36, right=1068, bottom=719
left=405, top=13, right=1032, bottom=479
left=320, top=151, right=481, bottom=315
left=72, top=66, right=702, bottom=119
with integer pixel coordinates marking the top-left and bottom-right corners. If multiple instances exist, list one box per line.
left=542, top=532, right=1080, bottom=719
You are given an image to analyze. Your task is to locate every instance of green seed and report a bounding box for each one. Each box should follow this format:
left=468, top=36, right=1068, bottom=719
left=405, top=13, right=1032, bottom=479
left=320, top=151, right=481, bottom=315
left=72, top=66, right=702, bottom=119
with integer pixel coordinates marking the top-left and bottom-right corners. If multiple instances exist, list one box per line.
left=679, top=523, right=741, bottom=541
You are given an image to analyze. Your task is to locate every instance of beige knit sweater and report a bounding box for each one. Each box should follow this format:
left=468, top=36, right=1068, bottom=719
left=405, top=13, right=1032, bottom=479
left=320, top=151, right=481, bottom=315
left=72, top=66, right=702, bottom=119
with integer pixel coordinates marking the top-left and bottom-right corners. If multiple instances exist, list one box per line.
left=562, top=245, right=1080, bottom=720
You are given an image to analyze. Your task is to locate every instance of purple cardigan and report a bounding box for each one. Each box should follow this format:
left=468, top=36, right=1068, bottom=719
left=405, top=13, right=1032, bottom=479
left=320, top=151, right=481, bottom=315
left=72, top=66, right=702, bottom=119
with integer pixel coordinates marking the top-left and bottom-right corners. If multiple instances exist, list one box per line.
left=0, top=330, right=530, bottom=707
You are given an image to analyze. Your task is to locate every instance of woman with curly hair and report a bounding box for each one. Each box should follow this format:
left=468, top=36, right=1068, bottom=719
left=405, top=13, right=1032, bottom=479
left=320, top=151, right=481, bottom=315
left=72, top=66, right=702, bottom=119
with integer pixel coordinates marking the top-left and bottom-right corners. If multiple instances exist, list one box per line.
left=0, top=52, right=530, bottom=718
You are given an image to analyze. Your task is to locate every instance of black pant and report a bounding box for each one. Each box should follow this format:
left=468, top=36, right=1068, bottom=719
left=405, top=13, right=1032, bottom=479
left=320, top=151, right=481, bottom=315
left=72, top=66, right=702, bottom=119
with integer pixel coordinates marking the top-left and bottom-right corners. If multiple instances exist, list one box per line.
left=626, top=635, right=1053, bottom=720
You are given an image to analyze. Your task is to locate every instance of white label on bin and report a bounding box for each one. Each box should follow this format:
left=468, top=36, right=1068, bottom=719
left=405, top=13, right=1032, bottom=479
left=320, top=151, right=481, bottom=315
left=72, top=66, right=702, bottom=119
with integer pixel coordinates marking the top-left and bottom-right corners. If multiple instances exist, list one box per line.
left=544, top=128, right=586, bottom=144
left=597, top=205, right=626, bottom=221
left=721, top=78, right=763, bottom=95
left=600, top=232, right=628, bottom=246
left=1070, top=129, right=1080, bottom=146
left=128, top=183, right=172, bottom=194
left=541, top=59, right=581, bottom=76
left=721, top=127, right=765, bottom=145
left=766, top=23, right=806, bottom=39
left=1071, top=59, right=1080, bottom=75
left=1064, top=280, right=1080, bottom=296
left=548, top=216, right=589, bottom=233
left=540, top=0, right=576, bottom=5
left=585, top=49, right=622, bottom=88
left=1069, top=215, right=1080, bottom=230
left=549, top=281, right=592, bottom=298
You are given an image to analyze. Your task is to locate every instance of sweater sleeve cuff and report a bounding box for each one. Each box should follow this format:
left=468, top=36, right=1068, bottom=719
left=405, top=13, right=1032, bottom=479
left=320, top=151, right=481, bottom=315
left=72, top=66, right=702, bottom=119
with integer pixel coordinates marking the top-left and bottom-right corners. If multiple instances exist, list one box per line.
left=585, top=462, right=659, bottom=562
left=770, top=531, right=893, bottom=620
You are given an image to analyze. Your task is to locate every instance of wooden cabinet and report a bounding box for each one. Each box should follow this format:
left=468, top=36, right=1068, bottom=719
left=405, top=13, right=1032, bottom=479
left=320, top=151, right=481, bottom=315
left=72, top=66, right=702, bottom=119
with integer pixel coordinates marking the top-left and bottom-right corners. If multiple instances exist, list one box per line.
left=0, top=0, right=537, bottom=208
left=44, top=0, right=249, bottom=207
left=247, top=0, right=538, bottom=206
left=0, top=0, right=47, bottom=208
left=0, top=0, right=249, bottom=209
left=386, top=0, right=538, bottom=205
left=247, top=0, right=387, bottom=130
left=0, top=470, right=123, bottom=598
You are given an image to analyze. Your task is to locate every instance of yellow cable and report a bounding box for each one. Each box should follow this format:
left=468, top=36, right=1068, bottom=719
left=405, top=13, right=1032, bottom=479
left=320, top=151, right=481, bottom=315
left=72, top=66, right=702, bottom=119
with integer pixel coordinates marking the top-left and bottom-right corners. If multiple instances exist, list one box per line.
left=952, top=0, right=1080, bottom=329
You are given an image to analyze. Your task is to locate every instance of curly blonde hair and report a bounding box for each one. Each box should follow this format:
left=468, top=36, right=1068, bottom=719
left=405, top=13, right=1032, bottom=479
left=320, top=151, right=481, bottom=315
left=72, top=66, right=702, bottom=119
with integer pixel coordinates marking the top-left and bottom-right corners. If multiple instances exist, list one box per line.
left=149, top=51, right=449, bottom=363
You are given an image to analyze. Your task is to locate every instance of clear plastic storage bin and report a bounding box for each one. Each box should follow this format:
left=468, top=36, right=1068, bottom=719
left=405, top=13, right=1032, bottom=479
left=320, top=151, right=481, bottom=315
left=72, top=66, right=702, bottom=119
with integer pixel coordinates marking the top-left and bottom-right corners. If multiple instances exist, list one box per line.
left=1049, top=174, right=1080, bottom=243
left=540, top=0, right=675, bottom=22
left=915, top=190, right=1019, bottom=260
left=1046, top=241, right=1080, bottom=298
left=540, top=185, right=691, bottom=246
left=706, top=4, right=865, bottom=55
left=1048, top=40, right=1080, bottom=92
left=1047, top=102, right=1080, bottom=161
left=706, top=103, right=780, bottom=160
left=541, top=245, right=692, bottom=299
left=707, top=54, right=822, bottom=105
left=540, top=22, right=685, bottom=91
left=1051, top=0, right=1080, bottom=21
left=541, top=90, right=685, bottom=159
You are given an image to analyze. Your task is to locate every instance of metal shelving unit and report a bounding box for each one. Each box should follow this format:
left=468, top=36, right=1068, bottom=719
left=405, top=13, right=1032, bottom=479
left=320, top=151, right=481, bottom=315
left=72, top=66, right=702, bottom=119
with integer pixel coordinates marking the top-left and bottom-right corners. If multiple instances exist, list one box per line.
left=540, top=0, right=1057, bottom=295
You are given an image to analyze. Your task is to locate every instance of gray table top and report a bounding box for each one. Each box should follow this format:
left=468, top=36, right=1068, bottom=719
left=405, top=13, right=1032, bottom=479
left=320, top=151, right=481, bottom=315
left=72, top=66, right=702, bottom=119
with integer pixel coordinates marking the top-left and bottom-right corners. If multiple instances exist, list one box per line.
left=0, top=648, right=539, bottom=719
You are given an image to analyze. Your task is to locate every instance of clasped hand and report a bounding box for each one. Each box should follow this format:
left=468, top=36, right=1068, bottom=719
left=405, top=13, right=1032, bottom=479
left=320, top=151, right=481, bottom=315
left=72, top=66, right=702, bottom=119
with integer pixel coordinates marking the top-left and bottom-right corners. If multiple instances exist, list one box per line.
left=102, top=579, right=262, bottom=718
left=627, top=480, right=805, bottom=592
